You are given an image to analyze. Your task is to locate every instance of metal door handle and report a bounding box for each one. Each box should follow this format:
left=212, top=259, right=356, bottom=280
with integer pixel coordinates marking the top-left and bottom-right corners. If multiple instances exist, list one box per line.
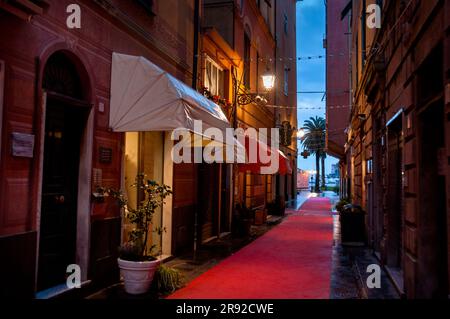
left=55, top=195, right=65, bottom=204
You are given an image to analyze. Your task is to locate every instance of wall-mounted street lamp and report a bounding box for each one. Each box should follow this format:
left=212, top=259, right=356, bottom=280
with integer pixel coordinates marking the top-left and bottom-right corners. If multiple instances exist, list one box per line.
left=297, top=128, right=306, bottom=140
left=261, top=72, right=276, bottom=91
left=237, top=72, right=276, bottom=106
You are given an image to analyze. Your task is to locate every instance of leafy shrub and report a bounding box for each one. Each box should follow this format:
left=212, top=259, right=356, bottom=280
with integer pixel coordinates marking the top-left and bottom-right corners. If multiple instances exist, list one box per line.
left=335, top=198, right=350, bottom=212
left=154, top=265, right=183, bottom=294
left=100, top=174, right=172, bottom=261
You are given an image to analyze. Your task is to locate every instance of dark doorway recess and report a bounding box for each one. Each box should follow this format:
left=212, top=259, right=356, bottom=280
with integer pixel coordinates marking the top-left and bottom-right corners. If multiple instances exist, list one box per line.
left=418, top=100, right=448, bottom=298
left=38, top=51, right=89, bottom=291
left=385, top=114, right=403, bottom=272
left=197, top=163, right=220, bottom=243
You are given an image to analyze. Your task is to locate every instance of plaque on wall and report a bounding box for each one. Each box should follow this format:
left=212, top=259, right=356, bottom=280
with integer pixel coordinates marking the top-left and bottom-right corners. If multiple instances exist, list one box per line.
left=11, top=132, right=35, bottom=158
left=99, top=147, right=113, bottom=164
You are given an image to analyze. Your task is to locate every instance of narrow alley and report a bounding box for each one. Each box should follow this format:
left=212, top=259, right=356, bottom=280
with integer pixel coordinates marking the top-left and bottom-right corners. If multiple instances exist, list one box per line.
left=0, top=0, right=448, bottom=306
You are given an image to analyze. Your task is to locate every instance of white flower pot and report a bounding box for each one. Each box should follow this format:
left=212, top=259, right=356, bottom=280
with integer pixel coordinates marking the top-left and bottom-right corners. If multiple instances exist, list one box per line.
left=118, top=258, right=161, bottom=295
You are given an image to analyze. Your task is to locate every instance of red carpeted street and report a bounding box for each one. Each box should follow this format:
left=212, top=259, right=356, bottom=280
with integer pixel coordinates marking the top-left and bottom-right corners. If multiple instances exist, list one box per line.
left=168, top=197, right=334, bottom=299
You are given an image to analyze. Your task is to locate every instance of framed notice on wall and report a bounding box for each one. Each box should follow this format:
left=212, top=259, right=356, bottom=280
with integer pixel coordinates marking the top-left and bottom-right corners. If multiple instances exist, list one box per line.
left=11, top=132, right=35, bottom=158
left=0, top=61, right=4, bottom=161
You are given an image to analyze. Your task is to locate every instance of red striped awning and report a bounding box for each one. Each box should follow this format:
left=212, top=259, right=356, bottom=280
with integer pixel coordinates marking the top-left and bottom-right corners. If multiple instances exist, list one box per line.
left=238, top=136, right=293, bottom=175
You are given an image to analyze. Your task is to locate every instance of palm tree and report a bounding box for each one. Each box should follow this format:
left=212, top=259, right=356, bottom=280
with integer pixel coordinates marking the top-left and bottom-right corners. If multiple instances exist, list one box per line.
left=301, top=116, right=326, bottom=193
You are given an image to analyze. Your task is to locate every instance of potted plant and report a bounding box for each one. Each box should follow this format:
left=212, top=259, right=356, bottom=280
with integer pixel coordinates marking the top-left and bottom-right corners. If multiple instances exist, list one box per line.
left=241, top=206, right=254, bottom=236
left=339, top=203, right=367, bottom=245
left=153, top=264, right=184, bottom=295
left=266, top=201, right=278, bottom=216
left=232, top=204, right=254, bottom=237
left=335, top=198, right=350, bottom=213
left=101, top=174, right=172, bottom=295
left=254, top=209, right=266, bottom=226
left=265, top=195, right=287, bottom=217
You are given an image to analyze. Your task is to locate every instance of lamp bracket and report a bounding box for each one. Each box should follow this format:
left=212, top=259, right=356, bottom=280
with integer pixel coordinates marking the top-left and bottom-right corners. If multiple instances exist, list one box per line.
left=237, top=93, right=268, bottom=106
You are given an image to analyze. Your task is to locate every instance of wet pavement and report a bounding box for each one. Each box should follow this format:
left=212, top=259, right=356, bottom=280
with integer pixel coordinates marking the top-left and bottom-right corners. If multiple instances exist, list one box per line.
left=330, top=214, right=400, bottom=299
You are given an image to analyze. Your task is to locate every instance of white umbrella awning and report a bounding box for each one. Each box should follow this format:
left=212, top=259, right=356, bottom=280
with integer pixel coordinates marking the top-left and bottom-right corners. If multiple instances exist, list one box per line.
left=110, top=53, right=230, bottom=133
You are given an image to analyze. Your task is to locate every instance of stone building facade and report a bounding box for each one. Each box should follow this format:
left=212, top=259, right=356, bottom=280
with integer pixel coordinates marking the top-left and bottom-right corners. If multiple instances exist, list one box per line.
left=325, top=0, right=352, bottom=198
left=339, top=0, right=450, bottom=298
left=202, top=0, right=298, bottom=212
left=0, top=0, right=298, bottom=298
left=0, top=0, right=196, bottom=297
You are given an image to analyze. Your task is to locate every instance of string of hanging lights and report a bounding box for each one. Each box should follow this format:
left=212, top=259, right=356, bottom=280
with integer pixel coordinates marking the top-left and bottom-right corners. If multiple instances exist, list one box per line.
left=265, top=104, right=351, bottom=110
left=196, top=52, right=352, bottom=62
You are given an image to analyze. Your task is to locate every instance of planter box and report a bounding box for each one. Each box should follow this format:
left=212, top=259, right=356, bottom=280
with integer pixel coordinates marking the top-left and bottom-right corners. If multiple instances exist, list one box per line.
left=254, top=209, right=267, bottom=225
left=232, top=218, right=253, bottom=238
left=266, top=198, right=285, bottom=216
left=340, top=205, right=367, bottom=245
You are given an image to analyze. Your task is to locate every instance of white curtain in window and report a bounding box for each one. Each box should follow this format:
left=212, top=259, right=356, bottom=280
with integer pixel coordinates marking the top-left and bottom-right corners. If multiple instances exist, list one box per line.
left=205, top=58, right=224, bottom=97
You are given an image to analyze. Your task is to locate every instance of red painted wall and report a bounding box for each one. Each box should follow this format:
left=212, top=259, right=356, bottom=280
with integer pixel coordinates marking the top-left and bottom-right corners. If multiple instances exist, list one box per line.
left=0, top=0, right=195, bottom=295
left=0, top=0, right=194, bottom=235
left=326, top=0, right=350, bottom=159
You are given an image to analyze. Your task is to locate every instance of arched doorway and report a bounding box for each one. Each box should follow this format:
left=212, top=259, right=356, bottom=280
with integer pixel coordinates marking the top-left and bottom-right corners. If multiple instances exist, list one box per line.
left=37, top=51, right=91, bottom=292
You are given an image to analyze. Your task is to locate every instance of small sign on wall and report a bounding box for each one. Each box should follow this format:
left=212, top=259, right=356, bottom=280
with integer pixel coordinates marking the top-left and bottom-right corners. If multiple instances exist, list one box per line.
left=11, top=132, right=35, bottom=158
left=99, top=147, right=113, bottom=164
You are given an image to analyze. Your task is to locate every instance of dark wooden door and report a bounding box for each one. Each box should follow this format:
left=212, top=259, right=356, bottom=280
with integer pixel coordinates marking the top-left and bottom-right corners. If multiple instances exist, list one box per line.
left=418, top=101, right=448, bottom=298
left=37, top=101, right=85, bottom=291
left=198, top=163, right=219, bottom=242
left=172, top=162, right=197, bottom=255
left=220, top=164, right=230, bottom=234
left=386, top=118, right=403, bottom=269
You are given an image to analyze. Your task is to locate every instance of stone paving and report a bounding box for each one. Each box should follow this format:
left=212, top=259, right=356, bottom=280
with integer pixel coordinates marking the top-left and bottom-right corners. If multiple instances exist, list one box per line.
left=330, top=214, right=400, bottom=299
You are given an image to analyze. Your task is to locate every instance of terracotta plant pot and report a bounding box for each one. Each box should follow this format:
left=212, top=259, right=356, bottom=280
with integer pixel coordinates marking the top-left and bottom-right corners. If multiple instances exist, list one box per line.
left=118, top=258, right=160, bottom=295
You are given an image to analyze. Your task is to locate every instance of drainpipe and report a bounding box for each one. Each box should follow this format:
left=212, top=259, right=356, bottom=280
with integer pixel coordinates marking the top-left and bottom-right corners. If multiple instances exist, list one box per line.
left=274, top=0, right=279, bottom=200
left=347, top=6, right=353, bottom=200
left=361, top=0, right=367, bottom=64
left=192, top=0, right=200, bottom=90
left=274, top=0, right=278, bottom=128
left=192, top=0, right=200, bottom=261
